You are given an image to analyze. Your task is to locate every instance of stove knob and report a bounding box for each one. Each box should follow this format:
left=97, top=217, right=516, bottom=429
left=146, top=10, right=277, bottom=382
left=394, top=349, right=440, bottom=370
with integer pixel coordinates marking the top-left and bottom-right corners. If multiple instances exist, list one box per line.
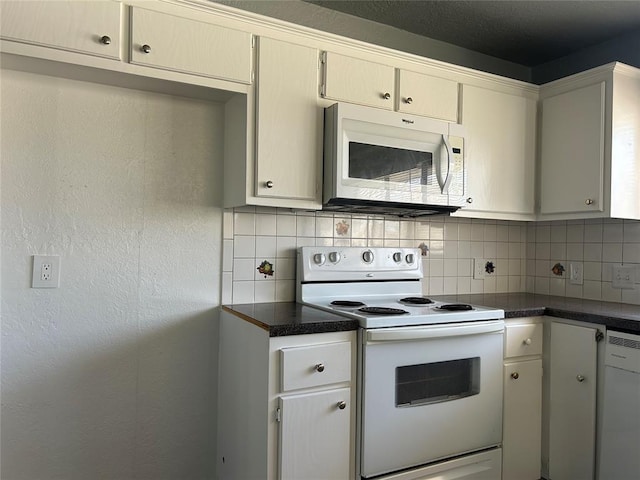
left=392, top=252, right=402, bottom=263
left=328, top=251, right=341, bottom=263
left=405, top=253, right=415, bottom=264
left=362, top=250, right=374, bottom=264
left=313, top=253, right=326, bottom=265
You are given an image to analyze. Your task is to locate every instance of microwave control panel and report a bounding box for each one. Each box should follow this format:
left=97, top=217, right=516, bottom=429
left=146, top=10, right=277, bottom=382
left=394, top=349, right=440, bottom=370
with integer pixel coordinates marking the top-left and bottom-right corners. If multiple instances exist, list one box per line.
left=447, top=135, right=465, bottom=197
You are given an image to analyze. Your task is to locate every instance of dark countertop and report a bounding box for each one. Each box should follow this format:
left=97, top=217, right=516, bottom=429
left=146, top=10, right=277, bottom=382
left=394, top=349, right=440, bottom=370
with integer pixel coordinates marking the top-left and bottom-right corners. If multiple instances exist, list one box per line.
left=222, top=293, right=640, bottom=336
left=432, top=293, right=640, bottom=333
left=222, top=303, right=359, bottom=337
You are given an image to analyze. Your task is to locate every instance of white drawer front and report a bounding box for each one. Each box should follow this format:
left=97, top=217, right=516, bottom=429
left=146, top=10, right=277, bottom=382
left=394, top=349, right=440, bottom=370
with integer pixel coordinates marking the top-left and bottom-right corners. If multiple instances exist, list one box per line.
left=505, top=323, right=543, bottom=358
left=281, top=341, right=351, bottom=391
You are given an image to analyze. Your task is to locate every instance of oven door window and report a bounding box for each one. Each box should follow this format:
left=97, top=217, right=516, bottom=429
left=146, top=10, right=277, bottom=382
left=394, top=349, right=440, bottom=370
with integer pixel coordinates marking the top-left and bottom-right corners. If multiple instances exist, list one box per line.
left=396, top=357, right=480, bottom=407
left=348, top=142, right=433, bottom=186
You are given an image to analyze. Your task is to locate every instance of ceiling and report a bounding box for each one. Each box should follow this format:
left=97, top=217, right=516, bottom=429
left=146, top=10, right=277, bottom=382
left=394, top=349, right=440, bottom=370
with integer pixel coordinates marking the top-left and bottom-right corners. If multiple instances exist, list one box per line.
left=303, top=1, right=640, bottom=67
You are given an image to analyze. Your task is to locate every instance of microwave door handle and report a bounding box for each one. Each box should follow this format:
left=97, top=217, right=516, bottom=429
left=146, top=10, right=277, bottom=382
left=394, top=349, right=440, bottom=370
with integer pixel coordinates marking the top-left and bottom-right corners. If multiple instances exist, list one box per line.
left=440, top=135, right=453, bottom=194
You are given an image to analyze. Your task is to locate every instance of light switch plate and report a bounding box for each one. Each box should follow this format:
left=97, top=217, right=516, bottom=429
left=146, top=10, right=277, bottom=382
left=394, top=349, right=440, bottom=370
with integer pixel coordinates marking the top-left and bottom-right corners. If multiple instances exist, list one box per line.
left=569, top=262, right=583, bottom=285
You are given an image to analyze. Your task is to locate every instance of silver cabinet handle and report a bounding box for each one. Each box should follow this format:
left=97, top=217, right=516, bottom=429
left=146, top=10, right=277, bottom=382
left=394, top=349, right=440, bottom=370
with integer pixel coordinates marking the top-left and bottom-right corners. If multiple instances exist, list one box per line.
left=382, top=92, right=391, bottom=100
left=315, top=363, right=325, bottom=373
left=577, top=374, right=585, bottom=382
left=337, top=401, right=346, bottom=410
left=585, top=198, right=594, bottom=205
left=100, top=35, right=112, bottom=45
left=141, top=44, right=151, bottom=53
left=511, top=372, right=519, bottom=380
left=405, top=97, right=413, bottom=104
left=523, top=338, right=532, bottom=345
left=466, top=197, right=473, bottom=204
left=265, top=180, right=274, bottom=188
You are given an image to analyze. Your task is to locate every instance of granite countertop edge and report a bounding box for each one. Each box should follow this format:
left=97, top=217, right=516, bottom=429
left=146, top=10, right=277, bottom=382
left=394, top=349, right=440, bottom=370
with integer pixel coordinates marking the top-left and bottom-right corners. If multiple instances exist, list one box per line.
left=222, top=293, right=640, bottom=336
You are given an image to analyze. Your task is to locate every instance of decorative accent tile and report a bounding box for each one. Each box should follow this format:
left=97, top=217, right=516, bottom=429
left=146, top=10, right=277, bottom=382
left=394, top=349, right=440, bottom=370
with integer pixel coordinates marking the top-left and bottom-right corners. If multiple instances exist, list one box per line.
left=551, top=262, right=565, bottom=276
left=256, top=260, right=274, bottom=278
left=336, top=219, right=350, bottom=236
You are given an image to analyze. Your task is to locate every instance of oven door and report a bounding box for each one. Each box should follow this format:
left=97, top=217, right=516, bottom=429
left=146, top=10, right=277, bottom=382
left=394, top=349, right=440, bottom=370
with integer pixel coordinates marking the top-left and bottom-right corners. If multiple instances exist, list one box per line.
left=359, top=320, right=504, bottom=478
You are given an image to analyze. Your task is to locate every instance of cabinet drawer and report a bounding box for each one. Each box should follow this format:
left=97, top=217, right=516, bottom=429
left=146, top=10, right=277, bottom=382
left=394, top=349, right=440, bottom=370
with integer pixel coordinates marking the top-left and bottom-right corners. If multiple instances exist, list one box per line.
left=505, top=323, right=543, bottom=358
left=130, top=7, right=252, bottom=84
left=0, top=1, right=121, bottom=60
left=280, top=341, right=351, bottom=391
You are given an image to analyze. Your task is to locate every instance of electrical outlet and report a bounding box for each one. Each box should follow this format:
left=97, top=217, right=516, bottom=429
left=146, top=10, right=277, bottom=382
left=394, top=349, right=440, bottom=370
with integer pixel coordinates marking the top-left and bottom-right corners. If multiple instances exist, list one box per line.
left=32, top=255, right=60, bottom=288
left=569, top=262, right=583, bottom=285
left=612, top=265, right=636, bottom=289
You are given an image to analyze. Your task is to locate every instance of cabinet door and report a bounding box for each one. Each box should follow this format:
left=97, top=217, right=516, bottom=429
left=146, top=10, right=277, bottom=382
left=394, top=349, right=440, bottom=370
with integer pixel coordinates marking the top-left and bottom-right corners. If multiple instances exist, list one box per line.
left=503, top=359, right=542, bottom=480
left=0, top=0, right=121, bottom=60
left=398, top=70, right=458, bottom=122
left=540, top=82, right=605, bottom=215
left=549, top=322, right=598, bottom=480
left=457, top=84, right=536, bottom=219
left=129, top=7, right=252, bottom=83
left=279, top=388, right=351, bottom=480
left=255, top=37, right=322, bottom=204
left=322, top=51, right=395, bottom=109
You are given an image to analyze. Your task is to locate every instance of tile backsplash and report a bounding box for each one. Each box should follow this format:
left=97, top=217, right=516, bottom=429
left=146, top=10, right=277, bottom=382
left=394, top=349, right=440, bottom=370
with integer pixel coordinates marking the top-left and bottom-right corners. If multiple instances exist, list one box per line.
left=222, top=207, right=640, bottom=306
left=525, top=219, right=640, bottom=304
left=222, top=207, right=530, bottom=304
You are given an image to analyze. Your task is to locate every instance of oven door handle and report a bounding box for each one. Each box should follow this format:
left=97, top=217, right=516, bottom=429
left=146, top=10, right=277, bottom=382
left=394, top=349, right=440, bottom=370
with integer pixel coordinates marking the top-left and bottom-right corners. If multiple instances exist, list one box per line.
left=366, top=320, right=504, bottom=342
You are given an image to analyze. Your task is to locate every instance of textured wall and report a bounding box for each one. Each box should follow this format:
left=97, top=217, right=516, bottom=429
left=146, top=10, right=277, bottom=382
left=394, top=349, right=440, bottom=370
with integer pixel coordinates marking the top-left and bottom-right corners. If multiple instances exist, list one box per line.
left=1, top=70, right=224, bottom=479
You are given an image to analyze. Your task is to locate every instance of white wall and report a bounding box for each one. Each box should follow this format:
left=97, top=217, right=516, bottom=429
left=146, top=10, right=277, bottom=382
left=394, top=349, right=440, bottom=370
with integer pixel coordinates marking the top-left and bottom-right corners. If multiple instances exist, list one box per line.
left=1, top=70, right=224, bottom=479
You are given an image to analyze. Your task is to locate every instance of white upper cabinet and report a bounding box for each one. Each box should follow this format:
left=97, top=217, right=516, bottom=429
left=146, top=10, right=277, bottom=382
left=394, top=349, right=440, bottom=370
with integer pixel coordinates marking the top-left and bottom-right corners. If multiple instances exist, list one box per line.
left=129, top=6, right=253, bottom=84
left=321, top=51, right=460, bottom=122
left=454, top=83, right=536, bottom=220
left=321, top=51, right=395, bottom=109
left=397, top=69, right=458, bottom=122
left=0, top=0, right=122, bottom=60
left=253, top=37, right=322, bottom=206
left=539, top=63, right=640, bottom=220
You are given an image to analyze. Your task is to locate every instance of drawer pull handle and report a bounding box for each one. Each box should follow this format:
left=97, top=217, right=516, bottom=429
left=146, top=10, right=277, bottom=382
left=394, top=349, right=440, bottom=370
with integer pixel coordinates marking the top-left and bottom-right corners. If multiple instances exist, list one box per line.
left=382, top=92, right=391, bottom=100
left=141, top=44, right=151, bottom=54
left=337, top=401, right=347, bottom=410
left=405, top=96, right=413, bottom=104
left=315, top=363, right=325, bottom=373
left=523, top=338, right=532, bottom=345
left=511, top=372, right=519, bottom=380
left=576, top=374, right=585, bottom=382
left=100, top=35, right=112, bottom=45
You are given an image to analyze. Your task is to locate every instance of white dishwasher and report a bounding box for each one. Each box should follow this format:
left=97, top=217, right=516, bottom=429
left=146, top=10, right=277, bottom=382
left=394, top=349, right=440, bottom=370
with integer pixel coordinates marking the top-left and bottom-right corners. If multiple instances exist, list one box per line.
left=598, top=330, right=640, bottom=480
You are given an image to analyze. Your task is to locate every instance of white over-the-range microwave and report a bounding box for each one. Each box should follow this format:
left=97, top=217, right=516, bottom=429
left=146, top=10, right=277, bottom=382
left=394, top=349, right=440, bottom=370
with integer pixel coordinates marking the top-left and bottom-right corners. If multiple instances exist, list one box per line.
left=323, top=102, right=466, bottom=217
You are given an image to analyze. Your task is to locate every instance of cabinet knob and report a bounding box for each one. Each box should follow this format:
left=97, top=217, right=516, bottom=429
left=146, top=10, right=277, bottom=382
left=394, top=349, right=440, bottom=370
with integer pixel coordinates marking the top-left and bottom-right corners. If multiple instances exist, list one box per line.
left=337, top=401, right=347, bottom=410
left=576, top=374, right=585, bottom=382
left=585, top=198, right=594, bottom=205
left=466, top=197, right=473, bottom=204
left=523, top=338, right=532, bottom=345
left=141, top=44, right=151, bottom=54
left=315, top=363, right=325, bottom=373
left=265, top=180, right=274, bottom=188
left=511, top=372, right=519, bottom=380
left=100, top=35, right=112, bottom=45
left=382, top=92, right=391, bottom=100
left=405, top=97, right=413, bottom=104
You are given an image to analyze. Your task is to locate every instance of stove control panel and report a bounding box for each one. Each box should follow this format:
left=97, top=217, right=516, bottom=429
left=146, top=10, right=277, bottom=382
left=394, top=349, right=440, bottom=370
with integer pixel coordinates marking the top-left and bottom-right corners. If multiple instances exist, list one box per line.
left=298, top=246, right=423, bottom=282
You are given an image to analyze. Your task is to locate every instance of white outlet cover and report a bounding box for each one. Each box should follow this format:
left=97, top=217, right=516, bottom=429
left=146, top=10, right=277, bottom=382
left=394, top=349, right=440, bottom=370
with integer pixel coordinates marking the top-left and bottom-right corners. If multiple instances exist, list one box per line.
left=473, top=258, right=485, bottom=279
left=32, top=255, right=61, bottom=288
left=569, top=262, right=583, bottom=285
left=612, top=265, right=636, bottom=289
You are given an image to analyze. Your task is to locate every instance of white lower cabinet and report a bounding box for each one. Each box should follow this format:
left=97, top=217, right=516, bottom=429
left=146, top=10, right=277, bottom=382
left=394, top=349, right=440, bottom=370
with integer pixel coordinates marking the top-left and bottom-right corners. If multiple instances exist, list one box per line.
left=279, top=388, right=351, bottom=479
left=502, top=318, right=543, bottom=480
left=217, top=310, right=355, bottom=480
left=544, top=319, right=601, bottom=480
